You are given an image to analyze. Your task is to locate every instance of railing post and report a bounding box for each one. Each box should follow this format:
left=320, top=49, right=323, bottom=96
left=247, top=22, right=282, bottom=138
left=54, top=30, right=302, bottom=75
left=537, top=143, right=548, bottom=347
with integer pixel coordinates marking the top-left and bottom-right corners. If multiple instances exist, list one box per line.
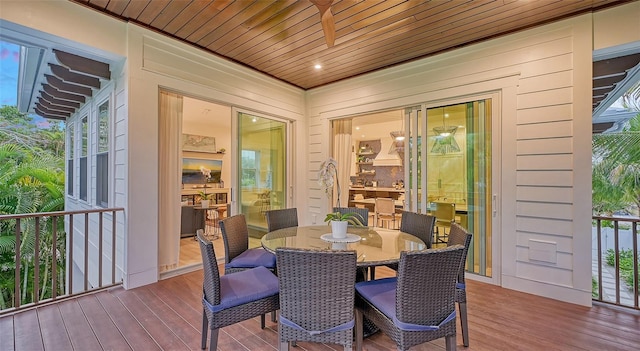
left=112, top=210, right=117, bottom=284
left=14, top=218, right=21, bottom=309
left=34, top=217, right=41, bottom=304
left=84, top=212, right=89, bottom=291
left=52, top=216, right=58, bottom=300
left=69, top=214, right=73, bottom=294
left=597, top=218, right=603, bottom=300
left=633, top=222, right=639, bottom=309
left=99, top=212, right=103, bottom=287
left=614, top=220, right=621, bottom=304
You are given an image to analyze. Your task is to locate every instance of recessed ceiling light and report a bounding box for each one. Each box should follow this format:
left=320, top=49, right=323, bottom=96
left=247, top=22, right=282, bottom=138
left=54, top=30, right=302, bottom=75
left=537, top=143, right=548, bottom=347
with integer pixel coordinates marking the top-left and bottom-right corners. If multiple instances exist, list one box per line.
left=355, top=126, right=360, bottom=130
left=314, top=64, right=322, bottom=70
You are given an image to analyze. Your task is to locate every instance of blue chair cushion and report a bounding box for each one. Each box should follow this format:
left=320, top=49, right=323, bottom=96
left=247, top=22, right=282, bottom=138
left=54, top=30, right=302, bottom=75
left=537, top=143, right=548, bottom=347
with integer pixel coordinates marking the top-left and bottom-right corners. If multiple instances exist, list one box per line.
left=355, top=277, right=397, bottom=320
left=227, top=248, right=276, bottom=269
left=206, top=266, right=279, bottom=313
left=356, top=277, right=456, bottom=331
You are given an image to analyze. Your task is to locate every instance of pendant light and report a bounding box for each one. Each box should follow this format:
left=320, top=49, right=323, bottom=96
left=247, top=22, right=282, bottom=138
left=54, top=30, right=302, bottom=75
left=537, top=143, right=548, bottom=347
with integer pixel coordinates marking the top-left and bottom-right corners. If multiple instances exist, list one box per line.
left=431, top=107, right=460, bottom=154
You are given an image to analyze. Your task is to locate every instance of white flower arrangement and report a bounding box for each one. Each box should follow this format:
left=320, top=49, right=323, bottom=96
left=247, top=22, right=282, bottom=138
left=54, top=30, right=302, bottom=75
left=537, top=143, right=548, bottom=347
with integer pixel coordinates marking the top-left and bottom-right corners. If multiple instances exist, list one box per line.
left=318, top=157, right=341, bottom=206
left=199, top=166, right=212, bottom=200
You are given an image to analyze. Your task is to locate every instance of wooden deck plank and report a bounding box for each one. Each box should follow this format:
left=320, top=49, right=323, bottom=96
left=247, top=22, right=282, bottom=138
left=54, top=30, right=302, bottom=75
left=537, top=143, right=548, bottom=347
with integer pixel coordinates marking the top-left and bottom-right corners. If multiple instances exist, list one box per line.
left=76, top=293, right=132, bottom=350
left=13, top=309, right=44, bottom=351
left=3, top=267, right=640, bottom=351
left=95, top=288, right=162, bottom=351
left=37, top=304, right=73, bottom=350
left=57, top=299, right=102, bottom=350
left=111, top=287, right=191, bottom=351
left=131, top=285, right=204, bottom=350
left=0, top=315, right=15, bottom=350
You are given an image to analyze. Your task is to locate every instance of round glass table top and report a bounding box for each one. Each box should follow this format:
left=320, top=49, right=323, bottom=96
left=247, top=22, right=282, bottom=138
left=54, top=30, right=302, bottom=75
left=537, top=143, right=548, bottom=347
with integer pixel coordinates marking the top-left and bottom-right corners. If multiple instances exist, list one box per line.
left=261, top=225, right=427, bottom=267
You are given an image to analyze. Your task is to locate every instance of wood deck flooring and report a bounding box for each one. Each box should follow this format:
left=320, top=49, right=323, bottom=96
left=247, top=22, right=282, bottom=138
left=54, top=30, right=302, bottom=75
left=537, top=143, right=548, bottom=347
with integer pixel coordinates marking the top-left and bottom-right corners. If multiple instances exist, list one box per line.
left=2, top=266, right=640, bottom=351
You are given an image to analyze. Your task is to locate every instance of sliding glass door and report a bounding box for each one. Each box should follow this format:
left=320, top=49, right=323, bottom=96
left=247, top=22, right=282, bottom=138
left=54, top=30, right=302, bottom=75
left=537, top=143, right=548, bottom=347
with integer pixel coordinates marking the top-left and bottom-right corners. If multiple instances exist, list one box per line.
left=405, top=99, right=494, bottom=277
left=237, top=112, right=288, bottom=237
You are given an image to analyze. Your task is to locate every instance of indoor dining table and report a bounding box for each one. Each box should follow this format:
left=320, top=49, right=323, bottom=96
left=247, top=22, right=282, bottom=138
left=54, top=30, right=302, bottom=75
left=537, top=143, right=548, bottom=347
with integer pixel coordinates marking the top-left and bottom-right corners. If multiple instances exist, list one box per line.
left=261, top=225, right=427, bottom=269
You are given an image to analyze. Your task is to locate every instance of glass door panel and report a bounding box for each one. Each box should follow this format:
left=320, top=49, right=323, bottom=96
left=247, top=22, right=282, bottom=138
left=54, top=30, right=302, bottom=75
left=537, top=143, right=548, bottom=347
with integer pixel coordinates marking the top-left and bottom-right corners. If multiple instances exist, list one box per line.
left=406, top=100, right=492, bottom=277
left=237, top=112, right=287, bottom=237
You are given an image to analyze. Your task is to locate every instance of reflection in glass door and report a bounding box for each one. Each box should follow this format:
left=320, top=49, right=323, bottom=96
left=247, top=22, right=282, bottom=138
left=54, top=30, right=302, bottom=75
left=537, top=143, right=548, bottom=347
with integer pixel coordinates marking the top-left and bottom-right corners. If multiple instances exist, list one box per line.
left=405, top=100, right=493, bottom=277
left=238, top=112, right=287, bottom=237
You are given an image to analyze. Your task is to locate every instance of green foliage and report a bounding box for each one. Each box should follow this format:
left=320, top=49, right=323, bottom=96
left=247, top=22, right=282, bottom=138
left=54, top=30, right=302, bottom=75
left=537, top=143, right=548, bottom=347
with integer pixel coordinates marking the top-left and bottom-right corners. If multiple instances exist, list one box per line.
left=324, top=211, right=365, bottom=226
left=592, top=109, right=640, bottom=215
left=592, top=276, right=599, bottom=298
left=605, top=248, right=639, bottom=289
left=0, top=105, right=66, bottom=310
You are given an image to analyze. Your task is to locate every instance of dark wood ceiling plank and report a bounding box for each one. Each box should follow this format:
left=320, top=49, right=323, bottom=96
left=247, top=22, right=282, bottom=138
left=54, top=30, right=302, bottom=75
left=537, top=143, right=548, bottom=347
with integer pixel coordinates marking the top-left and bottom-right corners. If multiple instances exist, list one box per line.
left=254, top=0, right=462, bottom=74
left=265, top=0, right=487, bottom=79
left=42, top=84, right=86, bottom=104
left=40, top=91, right=81, bottom=109
left=162, top=0, right=212, bottom=34
left=149, top=1, right=192, bottom=29
left=121, top=0, right=152, bottom=20
left=34, top=105, right=71, bottom=118
left=184, top=1, right=238, bottom=43
left=45, top=75, right=93, bottom=97
left=34, top=108, right=68, bottom=121
left=35, top=102, right=73, bottom=117
left=593, top=122, right=614, bottom=133
left=175, top=1, right=233, bottom=39
left=137, top=0, right=171, bottom=24
left=105, top=0, right=130, bottom=15
left=49, top=64, right=101, bottom=89
left=224, top=5, right=319, bottom=59
left=207, top=0, right=309, bottom=52
left=593, top=53, right=640, bottom=78
left=594, top=74, right=628, bottom=89
left=282, top=0, right=575, bottom=85
left=36, top=99, right=76, bottom=114
left=199, top=1, right=279, bottom=50
left=88, top=0, right=109, bottom=8
left=53, top=49, right=111, bottom=80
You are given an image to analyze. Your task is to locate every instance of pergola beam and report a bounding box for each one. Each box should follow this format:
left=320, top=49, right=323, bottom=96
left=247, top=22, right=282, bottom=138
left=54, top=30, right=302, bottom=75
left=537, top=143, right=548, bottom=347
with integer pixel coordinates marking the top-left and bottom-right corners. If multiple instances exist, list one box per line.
left=49, top=63, right=101, bottom=89
left=53, top=49, right=111, bottom=80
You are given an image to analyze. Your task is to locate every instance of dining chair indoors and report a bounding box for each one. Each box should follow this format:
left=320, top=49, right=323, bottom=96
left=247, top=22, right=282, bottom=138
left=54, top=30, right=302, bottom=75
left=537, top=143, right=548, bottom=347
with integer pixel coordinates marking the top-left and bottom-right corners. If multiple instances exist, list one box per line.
left=275, top=248, right=359, bottom=351
left=355, top=245, right=465, bottom=351
left=375, top=198, right=397, bottom=229
left=370, top=210, right=436, bottom=279
left=265, top=208, right=299, bottom=232
left=196, top=230, right=280, bottom=350
left=447, top=223, right=473, bottom=347
left=433, top=202, right=456, bottom=243
left=332, top=207, right=368, bottom=226
left=219, top=214, right=277, bottom=274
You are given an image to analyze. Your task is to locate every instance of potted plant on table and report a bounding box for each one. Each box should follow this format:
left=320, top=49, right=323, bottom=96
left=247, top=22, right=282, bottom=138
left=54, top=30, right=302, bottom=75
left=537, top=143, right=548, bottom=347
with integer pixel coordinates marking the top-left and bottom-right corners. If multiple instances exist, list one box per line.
left=324, top=211, right=365, bottom=238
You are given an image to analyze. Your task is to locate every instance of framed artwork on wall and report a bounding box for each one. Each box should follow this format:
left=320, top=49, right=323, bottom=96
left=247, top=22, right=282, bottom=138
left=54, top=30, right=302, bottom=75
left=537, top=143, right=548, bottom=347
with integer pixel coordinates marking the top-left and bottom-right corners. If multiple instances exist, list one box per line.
left=182, top=158, right=222, bottom=184
left=182, top=133, right=216, bottom=153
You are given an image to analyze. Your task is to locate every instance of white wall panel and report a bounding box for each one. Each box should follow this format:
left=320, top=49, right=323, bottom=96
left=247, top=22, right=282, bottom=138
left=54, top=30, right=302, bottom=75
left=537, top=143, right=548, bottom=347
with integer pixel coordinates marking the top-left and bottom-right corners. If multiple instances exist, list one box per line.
left=517, top=138, right=572, bottom=155
left=516, top=170, right=573, bottom=187
left=516, top=201, right=573, bottom=220
left=517, top=120, right=573, bottom=140
left=516, top=154, right=573, bottom=170
left=518, top=104, right=573, bottom=125
left=517, top=186, right=573, bottom=203
left=517, top=88, right=573, bottom=109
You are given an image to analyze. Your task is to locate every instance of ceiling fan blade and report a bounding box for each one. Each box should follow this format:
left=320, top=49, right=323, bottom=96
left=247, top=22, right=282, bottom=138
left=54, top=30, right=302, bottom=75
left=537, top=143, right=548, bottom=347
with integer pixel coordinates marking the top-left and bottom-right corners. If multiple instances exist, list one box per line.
left=320, top=10, right=336, bottom=47
left=310, top=0, right=335, bottom=47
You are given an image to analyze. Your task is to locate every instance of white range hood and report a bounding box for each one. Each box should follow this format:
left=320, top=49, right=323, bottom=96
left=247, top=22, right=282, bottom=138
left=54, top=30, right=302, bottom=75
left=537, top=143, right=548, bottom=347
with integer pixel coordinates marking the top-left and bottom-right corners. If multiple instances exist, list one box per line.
left=372, top=136, right=402, bottom=166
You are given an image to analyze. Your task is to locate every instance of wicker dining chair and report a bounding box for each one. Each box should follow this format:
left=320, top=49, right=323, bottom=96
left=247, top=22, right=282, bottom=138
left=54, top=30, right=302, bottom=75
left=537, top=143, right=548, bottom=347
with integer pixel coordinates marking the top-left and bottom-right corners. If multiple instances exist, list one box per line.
left=275, top=248, right=359, bottom=351
left=332, top=207, right=368, bottom=226
left=355, top=245, right=465, bottom=351
left=370, top=210, right=436, bottom=279
left=196, top=230, right=280, bottom=350
left=219, top=214, right=276, bottom=274
left=265, top=208, right=299, bottom=231
left=447, top=223, right=473, bottom=347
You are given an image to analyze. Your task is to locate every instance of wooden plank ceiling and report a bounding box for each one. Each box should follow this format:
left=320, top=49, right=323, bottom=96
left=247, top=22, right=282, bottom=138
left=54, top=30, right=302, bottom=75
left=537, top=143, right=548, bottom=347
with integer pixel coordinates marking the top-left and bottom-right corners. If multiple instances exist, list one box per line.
left=70, top=0, right=633, bottom=91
